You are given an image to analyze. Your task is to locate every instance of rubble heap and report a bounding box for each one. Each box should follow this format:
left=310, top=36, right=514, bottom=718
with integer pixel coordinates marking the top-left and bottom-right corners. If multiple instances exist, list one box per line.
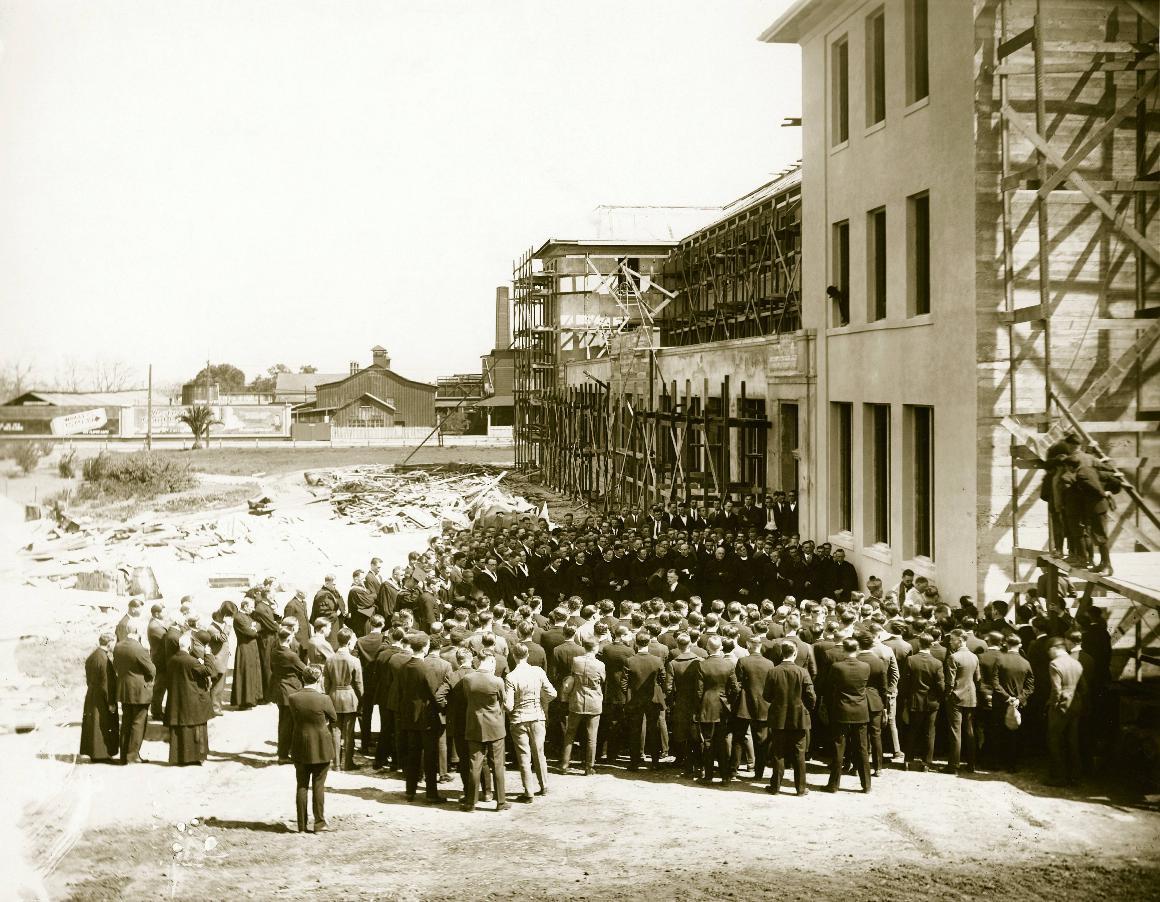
left=304, top=464, right=536, bottom=532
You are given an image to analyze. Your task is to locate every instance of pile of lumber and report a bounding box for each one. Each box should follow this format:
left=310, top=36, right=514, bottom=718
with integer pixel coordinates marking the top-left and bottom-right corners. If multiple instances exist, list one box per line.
left=304, top=465, right=535, bottom=532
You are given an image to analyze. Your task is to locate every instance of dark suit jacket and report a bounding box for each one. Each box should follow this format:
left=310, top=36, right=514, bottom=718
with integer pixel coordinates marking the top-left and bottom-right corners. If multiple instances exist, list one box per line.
left=693, top=655, right=741, bottom=724
left=443, top=666, right=474, bottom=739
left=271, top=645, right=310, bottom=706
left=901, top=651, right=945, bottom=712
left=551, top=640, right=584, bottom=686
left=828, top=657, right=871, bottom=724
left=599, top=642, right=634, bottom=706
left=992, top=651, right=1034, bottom=707
left=765, top=661, right=815, bottom=731
left=283, top=598, right=311, bottom=648
left=113, top=639, right=156, bottom=705
left=288, top=688, right=337, bottom=764
left=855, top=650, right=888, bottom=714
left=734, top=653, right=775, bottom=721
left=398, top=655, right=450, bottom=730
left=166, top=650, right=213, bottom=726
left=623, top=650, right=666, bottom=709
left=460, top=670, right=507, bottom=742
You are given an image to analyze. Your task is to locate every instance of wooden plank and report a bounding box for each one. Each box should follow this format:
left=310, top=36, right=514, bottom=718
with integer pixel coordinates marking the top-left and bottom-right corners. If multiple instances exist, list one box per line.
left=998, top=304, right=1044, bottom=324
left=1036, top=73, right=1158, bottom=198
left=995, top=58, right=1158, bottom=75
left=1126, top=0, right=1159, bottom=27
left=1003, top=105, right=1160, bottom=267
left=998, top=25, right=1036, bottom=59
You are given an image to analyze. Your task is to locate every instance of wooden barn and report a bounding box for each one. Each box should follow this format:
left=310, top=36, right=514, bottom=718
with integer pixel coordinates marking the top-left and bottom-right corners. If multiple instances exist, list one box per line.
left=292, top=347, right=436, bottom=427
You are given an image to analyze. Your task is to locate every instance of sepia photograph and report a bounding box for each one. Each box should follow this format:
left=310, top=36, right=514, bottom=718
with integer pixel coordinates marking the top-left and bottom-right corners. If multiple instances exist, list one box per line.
left=0, top=1, right=1158, bottom=899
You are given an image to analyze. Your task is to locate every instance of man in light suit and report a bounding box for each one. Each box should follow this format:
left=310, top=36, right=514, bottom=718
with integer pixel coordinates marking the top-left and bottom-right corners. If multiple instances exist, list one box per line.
left=764, top=638, right=816, bottom=795
left=504, top=642, right=556, bottom=802
left=943, top=632, right=981, bottom=774
left=1046, top=637, right=1086, bottom=786
left=560, top=636, right=605, bottom=775
left=113, top=622, right=155, bottom=765
left=459, top=653, right=510, bottom=811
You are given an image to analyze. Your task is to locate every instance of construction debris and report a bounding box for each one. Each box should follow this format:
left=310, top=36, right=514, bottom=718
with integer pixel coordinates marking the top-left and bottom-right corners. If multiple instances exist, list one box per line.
left=304, top=464, right=537, bottom=532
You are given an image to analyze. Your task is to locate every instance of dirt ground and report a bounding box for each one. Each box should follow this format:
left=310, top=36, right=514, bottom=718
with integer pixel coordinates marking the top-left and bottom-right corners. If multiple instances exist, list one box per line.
left=3, top=448, right=1159, bottom=900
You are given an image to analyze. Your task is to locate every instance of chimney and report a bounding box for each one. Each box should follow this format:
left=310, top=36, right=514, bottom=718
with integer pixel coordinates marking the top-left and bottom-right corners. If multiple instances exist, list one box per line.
left=371, top=346, right=390, bottom=369
left=349, top=361, right=359, bottom=375
left=495, top=286, right=510, bottom=350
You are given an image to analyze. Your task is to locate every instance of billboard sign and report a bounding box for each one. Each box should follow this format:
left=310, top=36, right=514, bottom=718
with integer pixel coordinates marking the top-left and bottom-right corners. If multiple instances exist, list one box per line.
left=49, top=408, right=108, bottom=436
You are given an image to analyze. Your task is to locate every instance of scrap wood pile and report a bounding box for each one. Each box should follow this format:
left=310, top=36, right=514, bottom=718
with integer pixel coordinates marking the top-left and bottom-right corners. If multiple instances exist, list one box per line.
left=304, top=464, right=538, bottom=532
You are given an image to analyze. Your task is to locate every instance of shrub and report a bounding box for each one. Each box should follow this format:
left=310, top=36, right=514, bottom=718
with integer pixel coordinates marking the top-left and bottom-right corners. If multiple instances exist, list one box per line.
left=14, top=442, right=50, bottom=474
left=78, top=452, right=195, bottom=500
left=58, top=448, right=78, bottom=478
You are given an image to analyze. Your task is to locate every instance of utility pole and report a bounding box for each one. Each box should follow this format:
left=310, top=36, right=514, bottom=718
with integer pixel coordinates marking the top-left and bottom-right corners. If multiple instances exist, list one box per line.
left=204, top=358, right=211, bottom=448
left=146, top=364, right=153, bottom=452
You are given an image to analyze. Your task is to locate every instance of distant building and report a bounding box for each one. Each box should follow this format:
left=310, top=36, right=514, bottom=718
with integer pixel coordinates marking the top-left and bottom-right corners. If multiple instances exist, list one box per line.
left=274, top=371, right=348, bottom=406
left=291, top=347, right=436, bottom=427
left=180, top=382, right=274, bottom=405
left=480, top=286, right=514, bottom=429
left=0, top=390, right=150, bottom=436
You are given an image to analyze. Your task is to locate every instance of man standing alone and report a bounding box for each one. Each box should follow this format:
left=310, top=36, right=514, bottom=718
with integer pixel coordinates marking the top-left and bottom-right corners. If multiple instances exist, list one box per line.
left=505, top=642, right=556, bottom=802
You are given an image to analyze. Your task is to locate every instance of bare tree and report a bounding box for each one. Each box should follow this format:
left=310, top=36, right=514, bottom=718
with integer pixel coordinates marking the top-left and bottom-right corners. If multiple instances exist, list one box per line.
left=0, top=359, right=36, bottom=403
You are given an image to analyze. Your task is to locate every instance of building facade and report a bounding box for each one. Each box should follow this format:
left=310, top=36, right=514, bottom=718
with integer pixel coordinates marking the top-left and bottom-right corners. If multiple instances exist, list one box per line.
left=763, top=0, right=1158, bottom=601
left=293, top=347, right=436, bottom=428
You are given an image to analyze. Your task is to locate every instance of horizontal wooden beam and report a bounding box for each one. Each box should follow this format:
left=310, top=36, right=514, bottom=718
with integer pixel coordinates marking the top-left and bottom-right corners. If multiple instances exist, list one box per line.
left=998, top=304, right=1044, bottom=324
left=994, top=58, right=1158, bottom=76
left=997, top=25, right=1035, bottom=60
left=1081, top=421, right=1159, bottom=433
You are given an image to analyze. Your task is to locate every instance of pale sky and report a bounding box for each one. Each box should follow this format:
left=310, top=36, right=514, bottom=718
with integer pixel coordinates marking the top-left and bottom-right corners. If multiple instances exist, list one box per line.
left=0, top=0, right=801, bottom=390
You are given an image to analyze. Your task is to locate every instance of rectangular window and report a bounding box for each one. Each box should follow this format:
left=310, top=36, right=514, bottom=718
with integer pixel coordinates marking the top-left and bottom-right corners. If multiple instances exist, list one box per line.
left=868, top=207, right=887, bottom=321
left=865, top=403, right=890, bottom=544
left=358, top=405, right=372, bottom=422
left=907, top=0, right=929, bottom=103
left=832, top=402, right=853, bottom=532
left=908, top=405, right=934, bottom=558
left=832, top=220, right=850, bottom=326
left=832, top=37, right=849, bottom=145
left=866, top=9, right=886, bottom=126
left=780, top=403, right=800, bottom=497
left=909, top=192, right=930, bottom=316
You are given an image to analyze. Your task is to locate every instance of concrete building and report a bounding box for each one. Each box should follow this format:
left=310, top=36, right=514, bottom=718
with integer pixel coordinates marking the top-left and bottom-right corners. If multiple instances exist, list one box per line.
left=762, top=0, right=1158, bottom=601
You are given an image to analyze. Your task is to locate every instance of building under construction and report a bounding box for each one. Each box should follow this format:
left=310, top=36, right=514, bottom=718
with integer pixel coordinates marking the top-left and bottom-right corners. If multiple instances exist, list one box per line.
left=511, top=0, right=1157, bottom=674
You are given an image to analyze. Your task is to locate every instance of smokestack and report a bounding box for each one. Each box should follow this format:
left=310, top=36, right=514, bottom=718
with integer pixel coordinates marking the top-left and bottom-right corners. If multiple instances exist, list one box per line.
left=349, top=361, right=359, bottom=375
left=495, top=286, right=510, bottom=350
left=371, top=346, right=390, bottom=369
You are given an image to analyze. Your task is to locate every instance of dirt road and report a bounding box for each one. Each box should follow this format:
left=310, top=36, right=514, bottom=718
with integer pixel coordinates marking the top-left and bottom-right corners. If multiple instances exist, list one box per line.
left=24, top=699, right=1160, bottom=901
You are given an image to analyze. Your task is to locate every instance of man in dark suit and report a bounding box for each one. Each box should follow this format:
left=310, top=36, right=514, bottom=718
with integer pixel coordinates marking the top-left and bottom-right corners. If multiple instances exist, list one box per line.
left=459, top=653, right=510, bottom=811
left=376, top=567, right=404, bottom=620
left=271, top=627, right=310, bottom=763
left=666, top=633, right=702, bottom=777
left=765, top=638, right=816, bottom=795
left=442, top=646, right=476, bottom=794
left=113, top=622, right=155, bottom=765
left=975, top=631, right=1004, bottom=769
left=372, top=628, right=409, bottom=771
left=900, top=633, right=944, bottom=771
left=622, top=633, right=667, bottom=770
left=826, top=638, right=871, bottom=792
left=990, top=633, right=1035, bottom=772
left=355, top=615, right=386, bottom=753
left=283, top=590, right=312, bottom=650
left=693, top=635, right=741, bottom=784
left=855, top=632, right=888, bottom=776
left=397, top=633, right=450, bottom=804
left=146, top=604, right=168, bottom=720
left=311, top=576, right=346, bottom=649
left=346, top=570, right=376, bottom=637
left=732, top=635, right=775, bottom=779
left=597, top=628, right=633, bottom=764
left=288, top=665, right=337, bottom=833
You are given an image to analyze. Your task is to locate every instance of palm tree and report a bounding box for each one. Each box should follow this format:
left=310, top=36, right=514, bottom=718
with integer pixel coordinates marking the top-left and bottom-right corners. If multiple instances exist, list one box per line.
left=178, top=405, right=221, bottom=449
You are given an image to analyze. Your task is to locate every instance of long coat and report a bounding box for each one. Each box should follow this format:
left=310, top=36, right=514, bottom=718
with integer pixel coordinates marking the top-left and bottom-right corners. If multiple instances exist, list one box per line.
left=166, top=651, right=214, bottom=726
left=323, top=650, right=364, bottom=715
left=271, top=645, right=310, bottom=706
left=80, top=648, right=119, bottom=760
left=231, top=611, right=264, bottom=707
left=113, top=639, right=155, bottom=705
left=288, top=688, right=337, bottom=765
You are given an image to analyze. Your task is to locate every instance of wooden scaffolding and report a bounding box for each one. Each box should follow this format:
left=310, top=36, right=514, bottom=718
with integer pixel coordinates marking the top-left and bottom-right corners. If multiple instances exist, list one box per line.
left=993, top=0, right=1159, bottom=674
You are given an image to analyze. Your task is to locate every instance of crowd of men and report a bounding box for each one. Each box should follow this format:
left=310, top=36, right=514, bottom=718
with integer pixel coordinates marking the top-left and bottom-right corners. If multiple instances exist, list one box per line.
left=81, top=488, right=1113, bottom=832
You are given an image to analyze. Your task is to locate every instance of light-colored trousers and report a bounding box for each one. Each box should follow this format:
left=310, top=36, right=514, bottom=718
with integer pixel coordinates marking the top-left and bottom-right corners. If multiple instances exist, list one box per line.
left=511, top=718, right=549, bottom=794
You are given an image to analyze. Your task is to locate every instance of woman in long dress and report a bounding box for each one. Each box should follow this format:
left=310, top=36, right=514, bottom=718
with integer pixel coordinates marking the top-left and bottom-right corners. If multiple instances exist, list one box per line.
left=231, top=598, right=264, bottom=709
left=208, top=601, right=236, bottom=715
left=79, top=632, right=119, bottom=763
left=166, top=631, right=214, bottom=765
